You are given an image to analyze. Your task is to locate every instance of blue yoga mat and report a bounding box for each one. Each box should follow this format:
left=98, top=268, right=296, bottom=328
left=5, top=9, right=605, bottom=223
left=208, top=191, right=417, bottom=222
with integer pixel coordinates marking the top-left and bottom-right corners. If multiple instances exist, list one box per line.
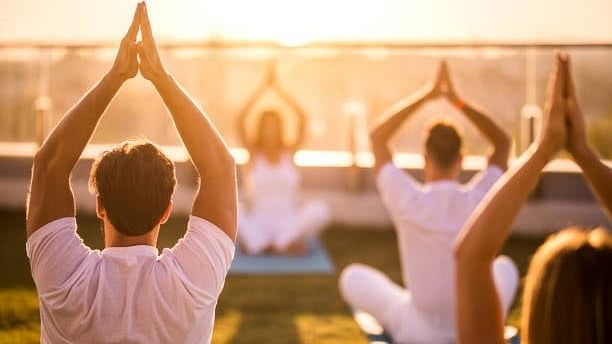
left=352, top=310, right=520, bottom=344
left=229, top=239, right=335, bottom=275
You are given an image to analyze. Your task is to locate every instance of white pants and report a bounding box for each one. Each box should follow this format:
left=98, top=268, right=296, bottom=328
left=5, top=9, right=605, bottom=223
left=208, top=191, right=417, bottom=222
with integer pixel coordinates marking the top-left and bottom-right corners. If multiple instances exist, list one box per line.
left=339, top=256, right=519, bottom=344
left=238, top=201, right=331, bottom=254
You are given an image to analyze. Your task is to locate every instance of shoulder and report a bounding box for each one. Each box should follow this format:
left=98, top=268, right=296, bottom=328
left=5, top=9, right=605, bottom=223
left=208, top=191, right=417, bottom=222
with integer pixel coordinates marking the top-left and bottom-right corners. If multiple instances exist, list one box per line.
left=26, top=217, right=78, bottom=248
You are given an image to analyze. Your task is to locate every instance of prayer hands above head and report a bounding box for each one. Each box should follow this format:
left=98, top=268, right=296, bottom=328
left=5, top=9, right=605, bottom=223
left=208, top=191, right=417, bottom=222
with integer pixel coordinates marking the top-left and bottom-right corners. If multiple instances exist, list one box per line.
left=437, top=60, right=458, bottom=102
left=109, top=3, right=141, bottom=82
left=264, top=60, right=277, bottom=87
left=563, top=55, right=587, bottom=157
left=538, top=53, right=569, bottom=157
left=426, top=60, right=458, bottom=102
left=136, top=2, right=168, bottom=84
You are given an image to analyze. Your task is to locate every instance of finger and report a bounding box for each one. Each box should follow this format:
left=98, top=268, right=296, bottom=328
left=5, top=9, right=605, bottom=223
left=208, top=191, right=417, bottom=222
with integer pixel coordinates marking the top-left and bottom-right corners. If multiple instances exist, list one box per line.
left=440, top=60, right=448, bottom=76
left=128, top=41, right=138, bottom=56
left=140, top=2, right=154, bottom=42
left=545, top=53, right=563, bottom=101
left=555, top=54, right=567, bottom=96
left=136, top=41, right=145, bottom=57
left=565, top=55, right=576, bottom=100
left=125, top=2, right=142, bottom=41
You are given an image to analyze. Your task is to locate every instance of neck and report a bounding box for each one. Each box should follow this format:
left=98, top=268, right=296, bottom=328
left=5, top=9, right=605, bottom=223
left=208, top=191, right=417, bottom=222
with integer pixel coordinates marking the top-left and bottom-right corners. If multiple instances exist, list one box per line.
left=259, top=148, right=284, bottom=162
left=104, top=225, right=158, bottom=248
left=425, top=169, right=460, bottom=183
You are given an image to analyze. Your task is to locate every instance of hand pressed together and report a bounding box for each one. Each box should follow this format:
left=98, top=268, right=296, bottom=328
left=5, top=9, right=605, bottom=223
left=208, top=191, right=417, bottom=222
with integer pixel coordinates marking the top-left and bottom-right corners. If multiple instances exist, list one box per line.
left=109, top=2, right=167, bottom=85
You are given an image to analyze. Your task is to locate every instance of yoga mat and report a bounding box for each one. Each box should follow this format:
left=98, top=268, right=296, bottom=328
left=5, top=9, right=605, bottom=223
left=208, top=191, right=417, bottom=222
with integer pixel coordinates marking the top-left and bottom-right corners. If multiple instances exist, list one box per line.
left=229, top=239, right=335, bottom=275
left=352, top=310, right=520, bottom=344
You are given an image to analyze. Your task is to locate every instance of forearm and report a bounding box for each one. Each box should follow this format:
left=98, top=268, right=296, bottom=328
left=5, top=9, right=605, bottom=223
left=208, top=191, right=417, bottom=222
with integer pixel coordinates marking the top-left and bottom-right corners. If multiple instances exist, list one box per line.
left=459, top=101, right=511, bottom=168
left=573, top=144, right=612, bottom=216
left=371, top=87, right=428, bottom=142
left=454, top=143, right=550, bottom=344
left=278, top=87, right=307, bottom=149
left=154, top=73, right=234, bottom=174
left=236, top=88, right=266, bottom=148
left=456, top=143, right=551, bottom=263
left=27, top=73, right=122, bottom=235
left=35, top=73, right=123, bottom=174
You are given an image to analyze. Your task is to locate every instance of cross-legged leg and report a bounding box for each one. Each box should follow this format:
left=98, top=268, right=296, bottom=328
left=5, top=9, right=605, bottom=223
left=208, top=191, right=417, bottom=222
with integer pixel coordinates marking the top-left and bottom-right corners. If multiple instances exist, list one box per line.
left=339, top=263, right=446, bottom=343
left=238, top=210, right=273, bottom=255
left=493, top=255, right=520, bottom=316
left=273, top=200, right=331, bottom=252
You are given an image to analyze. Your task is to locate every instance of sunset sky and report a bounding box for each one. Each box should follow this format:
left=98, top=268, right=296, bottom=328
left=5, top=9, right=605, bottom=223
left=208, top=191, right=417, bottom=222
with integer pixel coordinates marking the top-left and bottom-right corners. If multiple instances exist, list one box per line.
left=1, top=0, right=611, bottom=45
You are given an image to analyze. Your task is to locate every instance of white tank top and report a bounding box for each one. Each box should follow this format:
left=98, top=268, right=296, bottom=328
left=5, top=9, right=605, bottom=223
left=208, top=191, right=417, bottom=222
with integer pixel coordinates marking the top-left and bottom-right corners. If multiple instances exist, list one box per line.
left=247, top=153, right=300, bottom=218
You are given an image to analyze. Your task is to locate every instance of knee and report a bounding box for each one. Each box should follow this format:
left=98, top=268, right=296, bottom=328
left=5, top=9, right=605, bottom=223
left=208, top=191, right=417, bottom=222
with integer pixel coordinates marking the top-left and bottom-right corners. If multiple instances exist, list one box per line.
left=307, top=201, right=331, bottom=223
left=339, top=263, right=370, bottom=299
left=494, top=255, right=519, bottom=277
left=494, top=255, right=520, bottom=286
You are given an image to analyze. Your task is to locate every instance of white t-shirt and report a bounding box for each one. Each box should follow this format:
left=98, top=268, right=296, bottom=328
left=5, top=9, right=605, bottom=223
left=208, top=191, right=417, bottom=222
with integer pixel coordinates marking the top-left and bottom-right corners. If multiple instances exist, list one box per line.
left=376, top=162, right=503, bottom=333
left=26, top=216, right=235, bottom=344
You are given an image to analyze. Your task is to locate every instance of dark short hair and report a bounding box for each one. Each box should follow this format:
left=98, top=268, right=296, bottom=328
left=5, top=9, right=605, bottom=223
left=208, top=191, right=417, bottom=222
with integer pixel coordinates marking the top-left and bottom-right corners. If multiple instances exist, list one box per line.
left=88, top=139, right=176, bottom=236
left=424, top=121, right=462, bottom=170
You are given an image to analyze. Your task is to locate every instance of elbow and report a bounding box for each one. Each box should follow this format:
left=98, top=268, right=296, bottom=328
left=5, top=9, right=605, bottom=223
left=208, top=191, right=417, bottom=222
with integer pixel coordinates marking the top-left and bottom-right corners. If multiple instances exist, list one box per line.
left=369, top=128, right=385, bottom=147
left=454, top=237, right=495, bottom=269
left=220, top=149, right=237, bottom=171
left=497, top=132, right=512, bottom=154
left=453, top=230, right=480, bottom=265
left=32, top=148, right=56, bottom=175
left=453, top=240, right=468, bottom=263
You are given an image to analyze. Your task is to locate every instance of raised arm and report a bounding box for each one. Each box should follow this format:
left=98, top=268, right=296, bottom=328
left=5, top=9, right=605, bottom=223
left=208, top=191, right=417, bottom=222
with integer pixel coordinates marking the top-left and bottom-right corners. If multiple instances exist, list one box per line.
left=440, top=62, right=511, bottom=170
left=26, top=4, right=141, bottom=237
left=273, top=78, right=308, bottom=153
left=137, top=3, right=237, bottom=240
left=454, top=54, right=568, bottom=344
left=235, top=67, right=270, bottom=151
left=565, top=57, right=612, bottom=216
left=369, top=66, right=440, bottom=173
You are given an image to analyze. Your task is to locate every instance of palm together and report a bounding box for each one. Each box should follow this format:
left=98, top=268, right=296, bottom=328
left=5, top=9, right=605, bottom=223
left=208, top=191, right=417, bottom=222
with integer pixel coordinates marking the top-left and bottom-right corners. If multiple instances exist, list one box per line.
left=110, top=2, right=166, bottom=83
left=424, top=56, right=584, bottom=158
left=540, top=53, right=585, bottom=158
left=426, top=60, right=459, bottom=102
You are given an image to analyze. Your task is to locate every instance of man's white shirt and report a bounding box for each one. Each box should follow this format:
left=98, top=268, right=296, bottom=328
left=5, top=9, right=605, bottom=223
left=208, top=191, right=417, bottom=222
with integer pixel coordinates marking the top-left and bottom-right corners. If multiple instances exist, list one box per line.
left=27, top=215, right=235, bottom=344
left=376, top=161, right=504, bottom=332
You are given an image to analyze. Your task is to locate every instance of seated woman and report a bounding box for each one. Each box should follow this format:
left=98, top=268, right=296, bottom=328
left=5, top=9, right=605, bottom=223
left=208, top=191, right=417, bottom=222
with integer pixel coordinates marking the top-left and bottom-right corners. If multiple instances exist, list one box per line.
left=455, top=53, right=612, bottom=344
left=236, top=62, right=330, bottom=255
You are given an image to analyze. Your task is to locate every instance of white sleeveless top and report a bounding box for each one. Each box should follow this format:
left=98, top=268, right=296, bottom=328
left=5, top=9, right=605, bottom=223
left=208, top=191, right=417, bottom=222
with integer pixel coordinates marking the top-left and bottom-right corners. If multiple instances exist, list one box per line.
left=246, top=153, right=300, bottom=221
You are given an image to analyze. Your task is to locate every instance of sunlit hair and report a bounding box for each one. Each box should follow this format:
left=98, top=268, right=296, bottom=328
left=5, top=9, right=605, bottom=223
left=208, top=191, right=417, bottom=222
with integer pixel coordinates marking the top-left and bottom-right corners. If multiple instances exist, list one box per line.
left=424, top=120, right=463, bottom=170
left=88, top=138, right=176, bottom=236
left=522, top=227, right=612, bottom=344
left=254, top=109, right=286, bottom=149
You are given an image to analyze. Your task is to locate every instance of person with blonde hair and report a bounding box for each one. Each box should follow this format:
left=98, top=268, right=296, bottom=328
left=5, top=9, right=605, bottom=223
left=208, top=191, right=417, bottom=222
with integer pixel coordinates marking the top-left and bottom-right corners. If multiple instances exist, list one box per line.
left=235, top=63, right=330, bottom=255
left=339, top=61, right=518, bottom=343
left=455, top=53, right=612, bottom=344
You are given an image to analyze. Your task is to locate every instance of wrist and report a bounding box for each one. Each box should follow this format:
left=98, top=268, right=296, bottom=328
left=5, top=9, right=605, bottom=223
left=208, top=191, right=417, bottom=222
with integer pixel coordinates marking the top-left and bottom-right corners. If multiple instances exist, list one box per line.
left=105, top=69, right=127, bottom=86
left=534, top=139, right=559, bottom=162
left=151, top=71, right=173, bottom=89
left=452, top=97, right=465, bottom=110
left=571, top=142, right=594, bottom=164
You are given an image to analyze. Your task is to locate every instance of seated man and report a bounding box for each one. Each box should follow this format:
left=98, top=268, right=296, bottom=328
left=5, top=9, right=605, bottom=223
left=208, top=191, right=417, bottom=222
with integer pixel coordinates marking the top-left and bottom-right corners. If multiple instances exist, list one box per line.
left=339, top=61, right=519, bottom=343
left=26, top=3, right=236, bottom=343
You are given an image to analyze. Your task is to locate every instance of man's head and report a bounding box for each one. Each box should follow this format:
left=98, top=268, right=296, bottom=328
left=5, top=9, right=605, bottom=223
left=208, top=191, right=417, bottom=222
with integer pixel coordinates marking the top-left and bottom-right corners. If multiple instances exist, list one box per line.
left=89, top=139, right=176, bottom=239
left=423, top=121, right=463, bottom=181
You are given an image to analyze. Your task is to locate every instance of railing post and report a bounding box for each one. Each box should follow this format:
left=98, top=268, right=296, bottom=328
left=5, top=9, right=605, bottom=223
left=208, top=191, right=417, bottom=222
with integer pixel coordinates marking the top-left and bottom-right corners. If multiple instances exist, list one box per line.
left=35, top=48, right=52, bottom=147
left=519, top=47, right=542, bottom=153
left=344, top=100, right=367, bottom=192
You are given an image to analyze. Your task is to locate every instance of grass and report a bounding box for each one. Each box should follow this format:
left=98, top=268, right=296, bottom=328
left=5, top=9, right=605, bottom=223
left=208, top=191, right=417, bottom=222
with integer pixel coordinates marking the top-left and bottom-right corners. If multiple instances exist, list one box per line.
left=0, top=209, right=544, bottom=343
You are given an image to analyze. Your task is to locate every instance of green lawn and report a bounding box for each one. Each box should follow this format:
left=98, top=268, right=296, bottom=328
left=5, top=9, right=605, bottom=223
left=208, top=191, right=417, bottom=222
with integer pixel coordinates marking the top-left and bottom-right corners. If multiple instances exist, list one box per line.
left=0, top=210, right=543, bottom=344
